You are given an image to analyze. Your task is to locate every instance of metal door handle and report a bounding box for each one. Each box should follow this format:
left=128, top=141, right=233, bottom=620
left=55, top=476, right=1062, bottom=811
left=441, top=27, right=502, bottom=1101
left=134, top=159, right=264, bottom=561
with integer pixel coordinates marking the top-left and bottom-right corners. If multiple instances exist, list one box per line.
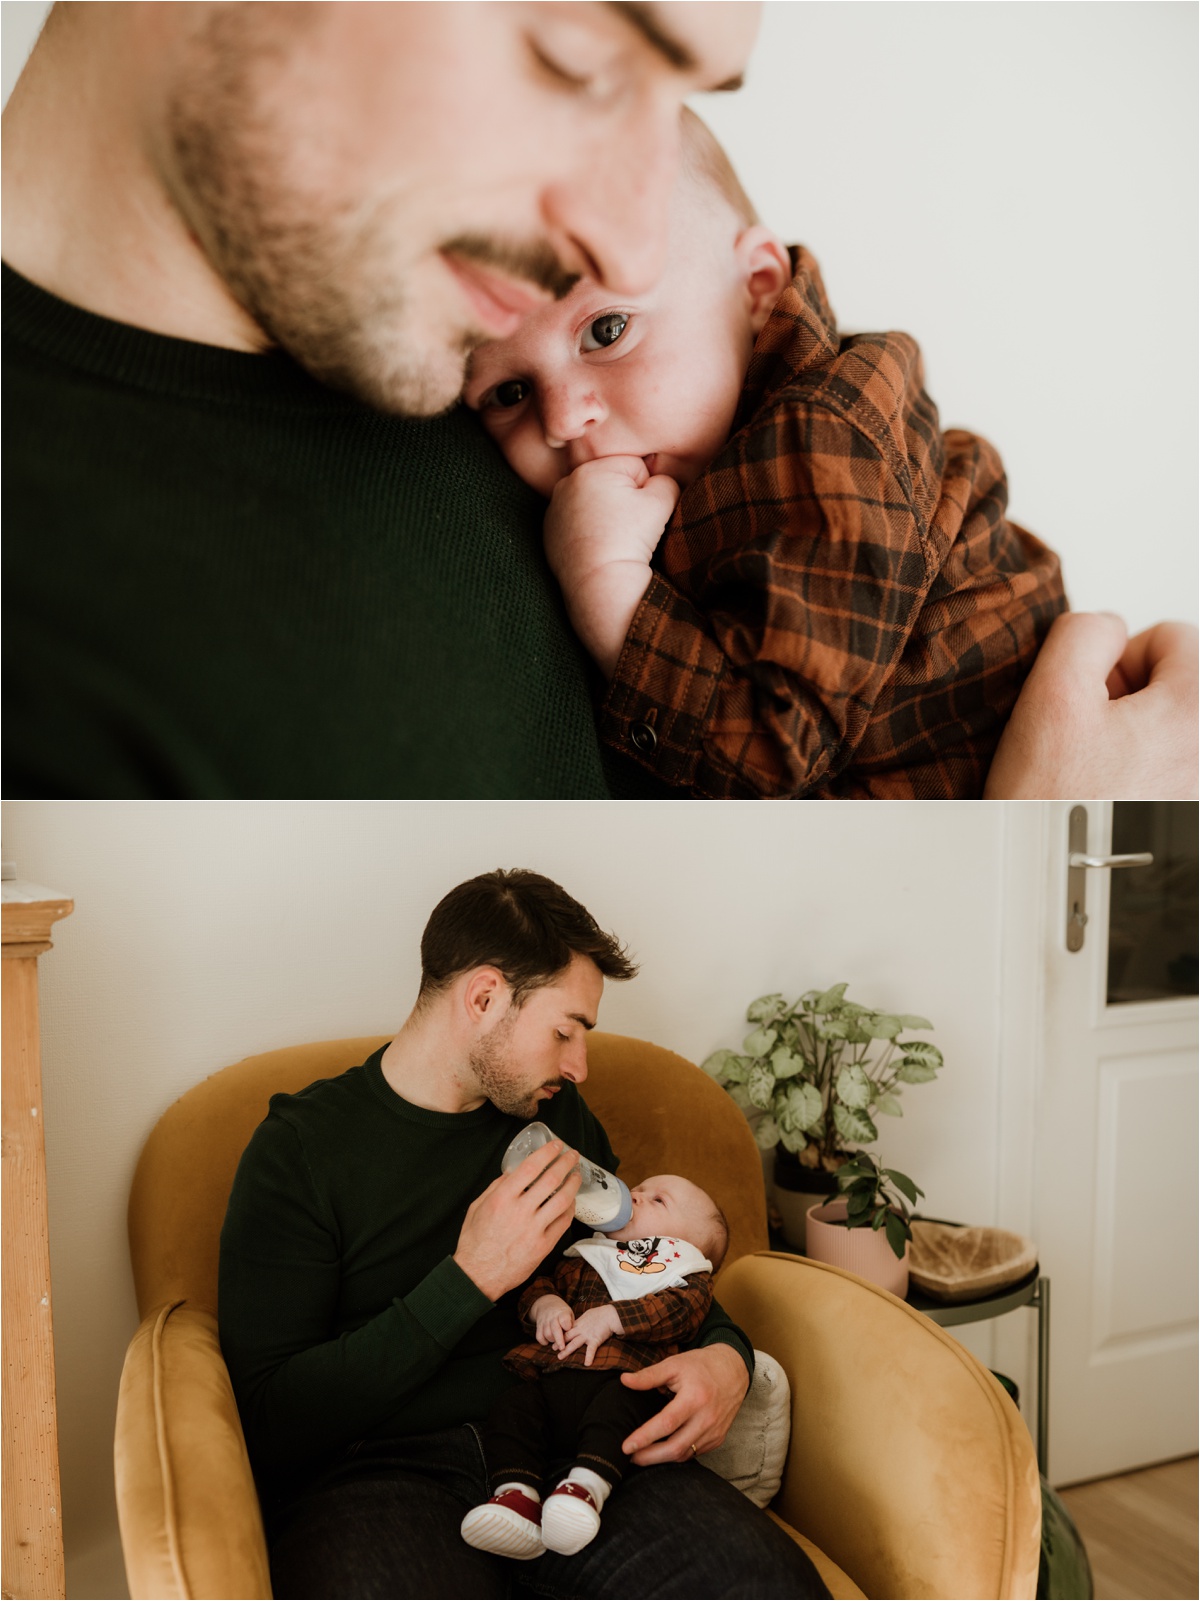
left=1065, top=808, right=1154, bottom=952
left=1068, top=852, right=1154, bottom=870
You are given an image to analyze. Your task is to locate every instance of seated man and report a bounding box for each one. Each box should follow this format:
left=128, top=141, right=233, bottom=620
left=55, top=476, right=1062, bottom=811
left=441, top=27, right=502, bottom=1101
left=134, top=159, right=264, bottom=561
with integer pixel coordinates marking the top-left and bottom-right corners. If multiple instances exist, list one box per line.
left=218, top=868, right=828, bottom=1599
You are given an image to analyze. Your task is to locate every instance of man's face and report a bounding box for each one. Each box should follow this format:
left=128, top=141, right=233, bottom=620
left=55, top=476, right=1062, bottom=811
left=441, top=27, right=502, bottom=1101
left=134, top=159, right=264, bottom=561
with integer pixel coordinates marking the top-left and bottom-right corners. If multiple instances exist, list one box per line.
left=159, top=2, right=760, bottom=416
left=468, top=952, right=603, bottom=1118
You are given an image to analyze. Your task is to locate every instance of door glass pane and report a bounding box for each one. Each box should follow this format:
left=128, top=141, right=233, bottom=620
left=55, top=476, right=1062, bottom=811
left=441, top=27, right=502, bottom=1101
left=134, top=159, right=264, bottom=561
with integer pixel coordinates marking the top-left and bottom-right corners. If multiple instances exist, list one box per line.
left=1107, top=802, right=1199, bottom=1005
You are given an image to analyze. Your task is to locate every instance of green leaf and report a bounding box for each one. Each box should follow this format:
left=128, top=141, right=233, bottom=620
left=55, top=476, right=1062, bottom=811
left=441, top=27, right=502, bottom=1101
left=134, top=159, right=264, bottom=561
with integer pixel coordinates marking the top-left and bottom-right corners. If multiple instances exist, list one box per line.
left=814, top=982, right=849, bottom=1012
left=843, top=1023, right=873, bottom=1045
left=835, top=1063, right=871, bottom=1110
left=725, top=1083, right=754, bottom=1111
left=701, top=1048, right=737, bottom=1080
left=885, top=1210, right=910, bottom=1260
left=882, top=1168, right=923, bottom=1206
left=770, top=1047, right=804, bottom=1080
left=743, top=1027, right=778, bottom=1059
left=898, top=1041, right=943, bottom=1070
left=753, top=1115, right=781, bottom=1150
left=816, top=1020, right=850, bottom=1041
left=746, top=994, right=785, bottom=1024
left=720, top=1056, right=749, bottom=1084
left=833, top=1104, right=878, bottom=1145
left=871, top=1207, right=887, bottom=1230
left=862, top=1013, right=903, bottom=1041
left=846, top=1189, right=874, bottom=1220
left=784, top=1081, right=824, bottom=1132
left=898, top=1014, right=934, bottom=1031
left=747, top=1063, right=776, bottom=1111
left=895, top=1059, right=938, bottom=1084
left=836, top=1154, right=876, bottom=1181
left=837, top=1001, right=869, bottom=1018
left=778, top=1126, right=808, bottom=1154
left=798, top=990, right=823, bottom=1009
left=874, top=1094, right=903, bottom=1117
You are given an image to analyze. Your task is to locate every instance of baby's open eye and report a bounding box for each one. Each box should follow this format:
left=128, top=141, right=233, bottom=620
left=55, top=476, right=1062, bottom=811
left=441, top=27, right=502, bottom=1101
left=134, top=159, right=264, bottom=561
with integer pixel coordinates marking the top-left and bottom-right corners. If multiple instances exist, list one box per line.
left=580, top=312, right=629, bottom=352
left=486, top=378, right=531, bottom=410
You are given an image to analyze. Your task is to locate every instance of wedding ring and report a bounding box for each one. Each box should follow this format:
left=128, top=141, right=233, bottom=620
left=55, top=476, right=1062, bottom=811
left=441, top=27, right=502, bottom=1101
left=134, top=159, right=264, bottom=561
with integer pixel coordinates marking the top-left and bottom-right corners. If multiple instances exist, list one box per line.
left=689, top=1443, right=697, bottom=1457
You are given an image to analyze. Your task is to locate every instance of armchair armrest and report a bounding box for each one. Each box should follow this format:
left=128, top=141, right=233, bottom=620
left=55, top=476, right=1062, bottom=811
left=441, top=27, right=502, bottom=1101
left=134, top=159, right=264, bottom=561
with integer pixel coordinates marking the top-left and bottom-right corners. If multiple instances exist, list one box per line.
left=717, top=1252, right=1041, bottom=1601
left=114, top=1301, right=271, bottom=1600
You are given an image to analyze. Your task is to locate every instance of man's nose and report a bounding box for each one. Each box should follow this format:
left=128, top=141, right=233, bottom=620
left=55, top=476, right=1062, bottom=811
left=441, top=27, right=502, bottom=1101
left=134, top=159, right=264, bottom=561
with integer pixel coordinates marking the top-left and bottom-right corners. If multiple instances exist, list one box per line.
left=540, top=383, right=606, bottom=448
left=543, top=98, right=680, bottom=296
left=559, top=1040, right=589, bottom=1085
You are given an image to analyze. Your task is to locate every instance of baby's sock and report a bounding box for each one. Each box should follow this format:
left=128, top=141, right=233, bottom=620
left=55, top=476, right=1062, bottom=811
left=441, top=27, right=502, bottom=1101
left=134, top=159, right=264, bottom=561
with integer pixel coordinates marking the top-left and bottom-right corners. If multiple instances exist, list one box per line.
left=540, top=1466, right=611, bottom=1555
left=495, top=1481, right=540, bottom=1502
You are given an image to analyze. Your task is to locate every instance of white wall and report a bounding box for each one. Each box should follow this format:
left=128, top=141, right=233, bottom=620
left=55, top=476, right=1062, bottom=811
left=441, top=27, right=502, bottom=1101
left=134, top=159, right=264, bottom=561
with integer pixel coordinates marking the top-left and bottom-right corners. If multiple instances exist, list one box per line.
left=695, top=1, right=1198, bottom=633
left=4, top=798, right=1028, bottom=1597
left=4, top=2, right=1195, bottom=632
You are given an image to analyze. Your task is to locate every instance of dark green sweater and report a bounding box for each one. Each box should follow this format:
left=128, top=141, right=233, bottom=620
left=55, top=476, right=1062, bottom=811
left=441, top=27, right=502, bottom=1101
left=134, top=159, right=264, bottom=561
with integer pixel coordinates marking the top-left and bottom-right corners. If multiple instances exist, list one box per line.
left=3, top=263, right=621, bottom=797
left=218, top=1049, right=751, bottom=1497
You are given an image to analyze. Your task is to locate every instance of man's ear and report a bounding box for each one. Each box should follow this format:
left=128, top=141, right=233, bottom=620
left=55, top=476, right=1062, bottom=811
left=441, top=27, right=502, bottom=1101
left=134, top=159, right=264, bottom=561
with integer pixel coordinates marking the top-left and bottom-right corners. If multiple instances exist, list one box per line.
left=734, top=227, right=792, bottom=335
left=463, top=965, right=509, bottom=1024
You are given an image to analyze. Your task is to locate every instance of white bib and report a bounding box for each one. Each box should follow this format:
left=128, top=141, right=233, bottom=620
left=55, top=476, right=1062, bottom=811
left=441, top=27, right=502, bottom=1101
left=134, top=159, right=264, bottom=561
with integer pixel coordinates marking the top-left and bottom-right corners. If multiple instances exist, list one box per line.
left=564, top=1234, right=712, bottom=1303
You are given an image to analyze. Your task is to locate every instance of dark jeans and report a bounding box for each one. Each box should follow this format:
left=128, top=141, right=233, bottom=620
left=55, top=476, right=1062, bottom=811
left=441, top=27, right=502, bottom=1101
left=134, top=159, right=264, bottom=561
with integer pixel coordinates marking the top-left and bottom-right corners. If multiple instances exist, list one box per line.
left=267, top=1424, right=831, bottom=1600
left=485, top=1369, right=663, bottom=1490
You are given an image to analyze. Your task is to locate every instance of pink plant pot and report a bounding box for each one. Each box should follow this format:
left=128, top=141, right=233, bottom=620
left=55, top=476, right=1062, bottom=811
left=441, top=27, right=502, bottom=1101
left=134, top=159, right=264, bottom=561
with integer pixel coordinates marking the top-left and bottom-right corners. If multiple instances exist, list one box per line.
left=805, top=1199, right=910, bottom=1298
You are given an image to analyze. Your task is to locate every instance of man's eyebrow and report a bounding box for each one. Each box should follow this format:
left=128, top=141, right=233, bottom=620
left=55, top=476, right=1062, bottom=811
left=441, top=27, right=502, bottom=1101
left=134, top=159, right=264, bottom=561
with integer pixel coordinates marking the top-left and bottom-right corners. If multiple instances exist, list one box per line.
left=606, top=2, right=745, bottom=91
left=568, top=1012, right=597, bottom=1031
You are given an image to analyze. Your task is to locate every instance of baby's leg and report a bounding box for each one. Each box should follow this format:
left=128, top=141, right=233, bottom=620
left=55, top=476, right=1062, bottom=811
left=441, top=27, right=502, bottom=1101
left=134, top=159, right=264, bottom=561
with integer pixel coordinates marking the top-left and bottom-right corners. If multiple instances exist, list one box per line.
left=541, top=1371, right=662, bottom=1555
left=460, top=1379, right=550, bottom=1560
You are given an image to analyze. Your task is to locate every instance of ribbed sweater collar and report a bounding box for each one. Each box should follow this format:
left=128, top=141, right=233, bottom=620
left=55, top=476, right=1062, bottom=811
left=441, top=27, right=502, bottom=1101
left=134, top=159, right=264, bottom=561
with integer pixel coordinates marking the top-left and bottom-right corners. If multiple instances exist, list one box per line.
left=2, top=259, right=361, bottom=413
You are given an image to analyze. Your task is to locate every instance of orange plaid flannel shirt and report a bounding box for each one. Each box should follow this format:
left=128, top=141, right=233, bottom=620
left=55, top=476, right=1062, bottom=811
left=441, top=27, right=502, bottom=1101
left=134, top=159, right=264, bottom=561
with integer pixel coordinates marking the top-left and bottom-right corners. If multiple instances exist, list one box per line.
left=599, top=247, right=1067, bottom=798
left=503, top=1252, right=713, bottom=1380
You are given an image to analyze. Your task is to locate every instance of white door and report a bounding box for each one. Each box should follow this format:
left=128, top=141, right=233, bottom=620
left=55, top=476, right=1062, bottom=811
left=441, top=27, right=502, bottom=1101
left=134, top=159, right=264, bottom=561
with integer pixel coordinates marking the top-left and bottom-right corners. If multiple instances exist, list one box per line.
left=1034, top=801, right=1198, bottom=1486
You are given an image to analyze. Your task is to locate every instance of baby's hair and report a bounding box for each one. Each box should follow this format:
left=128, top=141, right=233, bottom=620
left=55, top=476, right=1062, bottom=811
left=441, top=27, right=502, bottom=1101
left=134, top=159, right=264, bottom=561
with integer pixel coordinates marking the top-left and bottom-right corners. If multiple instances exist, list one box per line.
left=679, top=106, right=760, bottom=229
left=705, top=1202, right=730, bottom=1271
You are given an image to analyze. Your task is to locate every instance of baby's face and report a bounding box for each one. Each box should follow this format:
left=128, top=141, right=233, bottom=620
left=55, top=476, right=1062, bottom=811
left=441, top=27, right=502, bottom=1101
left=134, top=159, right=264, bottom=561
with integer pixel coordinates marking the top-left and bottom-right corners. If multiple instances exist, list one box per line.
left=463, top=199, right=763, bottom=497
left=609, top=1174, right=717, bottom=1255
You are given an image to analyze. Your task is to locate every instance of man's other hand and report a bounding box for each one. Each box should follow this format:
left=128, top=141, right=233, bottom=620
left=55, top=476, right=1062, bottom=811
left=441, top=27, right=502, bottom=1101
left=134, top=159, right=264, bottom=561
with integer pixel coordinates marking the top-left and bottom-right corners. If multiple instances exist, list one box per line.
left=985, top=614, right=1199, bottom=799
left=453, top=1141, right=581, bottom=1302
left=619, top=1342, right=749, bottom=1465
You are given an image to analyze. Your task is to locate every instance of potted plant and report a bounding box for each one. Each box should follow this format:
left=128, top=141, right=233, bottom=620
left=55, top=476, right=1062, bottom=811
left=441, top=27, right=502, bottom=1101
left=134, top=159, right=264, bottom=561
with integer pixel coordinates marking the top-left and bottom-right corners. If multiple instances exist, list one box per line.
left=805, top=1153, right=924, bottom=1297
left=702, top=983, right=942, bottom=1249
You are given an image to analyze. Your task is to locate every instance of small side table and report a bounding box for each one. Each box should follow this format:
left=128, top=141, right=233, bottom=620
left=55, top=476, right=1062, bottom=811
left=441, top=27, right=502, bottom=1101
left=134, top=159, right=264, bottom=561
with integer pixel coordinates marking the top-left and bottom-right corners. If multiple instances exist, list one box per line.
left=907, top=1268, right=1050, bottom=1476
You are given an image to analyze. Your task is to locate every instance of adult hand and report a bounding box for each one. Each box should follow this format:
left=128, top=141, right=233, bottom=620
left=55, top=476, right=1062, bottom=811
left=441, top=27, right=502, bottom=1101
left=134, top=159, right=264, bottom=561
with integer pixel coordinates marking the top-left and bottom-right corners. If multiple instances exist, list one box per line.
left=985, top=614, right=1198, bottom=799
left=453, top=1141, right=581, bottom=1302
left=620, top=1342, right=749, bottom=1466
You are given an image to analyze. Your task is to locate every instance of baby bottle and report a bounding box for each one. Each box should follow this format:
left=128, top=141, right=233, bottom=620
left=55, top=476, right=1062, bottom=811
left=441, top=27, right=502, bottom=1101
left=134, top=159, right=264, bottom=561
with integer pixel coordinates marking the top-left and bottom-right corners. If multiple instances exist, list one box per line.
left=501, top=1122, right=633, bottom=1233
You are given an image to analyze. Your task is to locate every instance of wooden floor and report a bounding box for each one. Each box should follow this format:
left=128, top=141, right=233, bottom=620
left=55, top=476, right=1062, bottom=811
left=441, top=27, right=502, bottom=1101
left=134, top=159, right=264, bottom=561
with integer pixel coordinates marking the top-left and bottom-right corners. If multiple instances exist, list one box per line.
left=1058, top=1456, right=1198, bottom=1601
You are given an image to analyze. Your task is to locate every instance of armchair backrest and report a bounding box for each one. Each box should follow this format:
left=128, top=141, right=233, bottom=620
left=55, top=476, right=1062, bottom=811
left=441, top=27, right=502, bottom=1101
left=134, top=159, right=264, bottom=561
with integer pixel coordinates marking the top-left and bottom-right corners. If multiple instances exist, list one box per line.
left=128, top=1032, right=768, bottom=1319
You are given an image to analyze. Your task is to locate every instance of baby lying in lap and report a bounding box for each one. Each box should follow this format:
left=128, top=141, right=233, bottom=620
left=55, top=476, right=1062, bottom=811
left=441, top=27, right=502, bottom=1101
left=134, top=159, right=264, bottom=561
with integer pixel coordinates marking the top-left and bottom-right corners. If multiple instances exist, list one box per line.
left=465, top=108, right=1066, bottom=799
left=461, top=1174, right=728, bottom=1561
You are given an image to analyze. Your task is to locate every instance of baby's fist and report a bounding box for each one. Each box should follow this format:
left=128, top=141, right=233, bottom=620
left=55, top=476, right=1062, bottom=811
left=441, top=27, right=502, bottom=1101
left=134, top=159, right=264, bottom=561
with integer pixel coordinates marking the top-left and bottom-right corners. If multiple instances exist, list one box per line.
left=544, top=456, right=682, bottom=679
left=532, top=1295, right=575, bottom=1351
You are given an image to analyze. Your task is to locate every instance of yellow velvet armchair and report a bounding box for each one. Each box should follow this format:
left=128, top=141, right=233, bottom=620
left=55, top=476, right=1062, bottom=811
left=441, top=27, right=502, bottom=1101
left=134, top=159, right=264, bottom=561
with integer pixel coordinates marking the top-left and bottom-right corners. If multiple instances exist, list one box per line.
left=114, top=1033, right=1041, bottom=1600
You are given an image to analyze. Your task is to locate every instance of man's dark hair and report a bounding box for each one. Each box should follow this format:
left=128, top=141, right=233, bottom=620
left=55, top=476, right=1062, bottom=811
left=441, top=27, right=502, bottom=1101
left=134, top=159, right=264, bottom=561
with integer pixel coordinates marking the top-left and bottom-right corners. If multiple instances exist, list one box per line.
left=418, top=869, right=638, bottom=1006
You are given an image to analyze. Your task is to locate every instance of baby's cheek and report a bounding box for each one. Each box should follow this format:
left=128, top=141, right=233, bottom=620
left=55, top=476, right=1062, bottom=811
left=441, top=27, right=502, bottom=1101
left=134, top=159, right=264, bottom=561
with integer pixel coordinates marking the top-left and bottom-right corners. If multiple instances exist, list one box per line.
left=510, top=434, right=570, bottom=501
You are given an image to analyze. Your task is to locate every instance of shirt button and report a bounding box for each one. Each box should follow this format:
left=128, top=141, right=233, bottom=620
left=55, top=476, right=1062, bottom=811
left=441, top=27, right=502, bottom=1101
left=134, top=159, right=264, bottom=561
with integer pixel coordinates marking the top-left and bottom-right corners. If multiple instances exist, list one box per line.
left=630, top=721, right=657, bottom=753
